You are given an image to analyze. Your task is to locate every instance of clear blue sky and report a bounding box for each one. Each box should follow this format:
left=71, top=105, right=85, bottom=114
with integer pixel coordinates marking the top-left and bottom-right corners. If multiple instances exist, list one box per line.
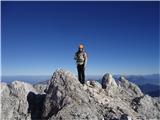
left=2, top=1, right=159, bottom=76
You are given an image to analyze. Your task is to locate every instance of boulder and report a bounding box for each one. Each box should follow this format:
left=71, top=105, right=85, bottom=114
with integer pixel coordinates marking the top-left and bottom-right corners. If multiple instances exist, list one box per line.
left=101, top=73, right=117, bottom=89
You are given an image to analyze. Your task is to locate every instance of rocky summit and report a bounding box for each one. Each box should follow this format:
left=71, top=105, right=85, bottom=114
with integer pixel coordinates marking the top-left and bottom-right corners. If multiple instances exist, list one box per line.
left=1, top=69, right=160, bottom=120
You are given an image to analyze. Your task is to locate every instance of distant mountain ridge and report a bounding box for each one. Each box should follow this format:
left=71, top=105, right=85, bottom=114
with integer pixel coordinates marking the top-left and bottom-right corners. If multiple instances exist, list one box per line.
left=113, top=74, right=160, bottom=85
left=2, top=74, right=159, bottom=85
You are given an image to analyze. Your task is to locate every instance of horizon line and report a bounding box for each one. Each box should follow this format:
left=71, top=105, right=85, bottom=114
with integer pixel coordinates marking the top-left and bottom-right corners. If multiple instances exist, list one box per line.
left=1, top=73, right=159, bottom=77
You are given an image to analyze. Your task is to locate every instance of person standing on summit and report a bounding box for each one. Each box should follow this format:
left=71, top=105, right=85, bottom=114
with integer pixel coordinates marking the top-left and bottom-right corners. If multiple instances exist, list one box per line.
left=74, top=44, right=88, bottom=84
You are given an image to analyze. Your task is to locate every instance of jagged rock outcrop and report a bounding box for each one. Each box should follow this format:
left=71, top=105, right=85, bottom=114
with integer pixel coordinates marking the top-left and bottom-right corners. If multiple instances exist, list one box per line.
left=0, top=81, right=36, bottom=120
left=42, top=69, right=103, bottom=120
left=0, top=81, right=45, bottom=120
left=102, top=73, right=117, bottom=89
left=131, top=95, right=160, bottom=119
left=116, top=76, right=144, bottom=102
left=1, top=69, right=160, bottom=120
left=118, top=76, right=143, bottom=96
left=101, top=73, right=119, bottom=97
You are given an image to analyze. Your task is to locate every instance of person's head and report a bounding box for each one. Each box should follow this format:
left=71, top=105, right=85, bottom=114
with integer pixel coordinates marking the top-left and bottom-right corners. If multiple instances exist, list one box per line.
left=79, top=44, right=84, bottom=52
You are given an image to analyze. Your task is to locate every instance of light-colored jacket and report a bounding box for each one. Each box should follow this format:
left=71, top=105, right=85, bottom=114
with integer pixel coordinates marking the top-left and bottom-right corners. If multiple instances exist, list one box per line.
left=74, top=51, right=88, bottom=66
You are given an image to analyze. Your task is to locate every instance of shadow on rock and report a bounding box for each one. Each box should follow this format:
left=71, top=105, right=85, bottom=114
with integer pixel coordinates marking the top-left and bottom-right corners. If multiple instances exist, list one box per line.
left=27, top=91, right=46, bottom=120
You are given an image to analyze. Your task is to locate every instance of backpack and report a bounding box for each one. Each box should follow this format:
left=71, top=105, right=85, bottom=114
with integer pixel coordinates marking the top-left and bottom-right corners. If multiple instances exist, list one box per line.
left=76, top=51, right=86, bottom=65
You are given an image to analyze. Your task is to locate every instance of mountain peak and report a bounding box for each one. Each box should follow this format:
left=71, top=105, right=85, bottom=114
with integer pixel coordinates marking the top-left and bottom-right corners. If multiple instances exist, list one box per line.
left=1, top=69, right=160, bottom=120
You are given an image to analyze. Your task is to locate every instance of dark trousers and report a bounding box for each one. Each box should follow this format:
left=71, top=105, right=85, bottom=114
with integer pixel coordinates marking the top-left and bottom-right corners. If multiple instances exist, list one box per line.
left=77, top=64, right=85, bottom=84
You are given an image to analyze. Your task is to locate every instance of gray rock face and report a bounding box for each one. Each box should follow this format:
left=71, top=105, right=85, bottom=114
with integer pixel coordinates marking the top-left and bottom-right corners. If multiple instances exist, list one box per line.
left=101, top=73, right=117, bottom=89
left=131, top=95, right=160, bottom=119
left=117, top=76, right=144, bottom=100
left=0, top=81, right=37, bottom=120
left=1, top=69, right=160, bottom=120
left=101, top=74, right=119, bottom=97
left=42, top=69, right=103, bottom=120
left=0, top=81, right=45, bottom=120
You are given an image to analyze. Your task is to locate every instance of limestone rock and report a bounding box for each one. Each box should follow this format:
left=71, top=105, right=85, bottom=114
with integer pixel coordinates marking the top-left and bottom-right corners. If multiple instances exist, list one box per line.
left=1, top=69, right=160, bottom=120
left=101, top=73, right=117, bottom=89
left=0, top=81, right=37, bottom=120
left=117, top=76, right=143, bottom=99
left=34, top=83, right=48, bottom=94
left=42, top=69, right=103, bottom=119
left=131, top=95, right=160, bottom=119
